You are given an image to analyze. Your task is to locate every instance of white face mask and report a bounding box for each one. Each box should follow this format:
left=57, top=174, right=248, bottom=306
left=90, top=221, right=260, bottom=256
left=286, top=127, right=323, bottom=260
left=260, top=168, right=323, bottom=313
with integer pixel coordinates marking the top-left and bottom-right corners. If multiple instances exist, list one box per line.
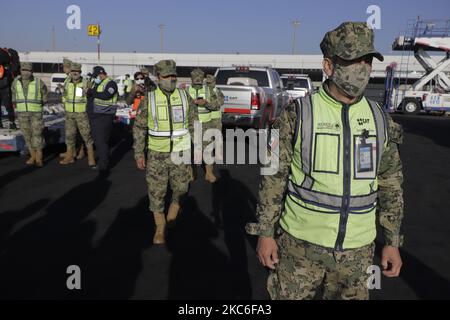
left=94, top=77, right=102, bottom=84
left=135, top=79, right=145, bottom=85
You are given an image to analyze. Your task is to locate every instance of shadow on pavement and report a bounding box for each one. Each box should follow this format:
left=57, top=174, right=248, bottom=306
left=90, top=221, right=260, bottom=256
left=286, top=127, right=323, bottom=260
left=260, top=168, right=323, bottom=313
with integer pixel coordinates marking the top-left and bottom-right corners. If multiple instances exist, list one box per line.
left=0, top=175, right=112, bottom=299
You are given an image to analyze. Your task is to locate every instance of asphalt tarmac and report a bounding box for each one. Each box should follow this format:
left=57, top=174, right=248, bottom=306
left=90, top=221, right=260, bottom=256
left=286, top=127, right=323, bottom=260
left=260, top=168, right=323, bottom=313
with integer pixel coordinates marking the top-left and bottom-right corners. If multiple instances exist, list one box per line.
left=0, top=114, right=449, bottom=300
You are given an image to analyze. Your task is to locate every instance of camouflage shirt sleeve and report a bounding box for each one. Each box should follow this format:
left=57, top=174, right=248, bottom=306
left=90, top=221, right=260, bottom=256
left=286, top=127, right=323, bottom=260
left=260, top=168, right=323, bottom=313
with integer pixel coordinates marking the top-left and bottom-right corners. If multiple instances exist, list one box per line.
left=245, top=101, right=297, bottom=237
left=205, top=87, right=220, bottom=111
left=186, top=92, right=199, bottom=137
left=126, top=86, right=137, bottom=105
left=132, top=97, right=149, bottom=160
left=40, top=79, right=48, bottom=105
left=377, top=114, right=405, bottom=247
left=11, top=79, right=17, bottom=103
left=215, top=88, right=225, bottom=106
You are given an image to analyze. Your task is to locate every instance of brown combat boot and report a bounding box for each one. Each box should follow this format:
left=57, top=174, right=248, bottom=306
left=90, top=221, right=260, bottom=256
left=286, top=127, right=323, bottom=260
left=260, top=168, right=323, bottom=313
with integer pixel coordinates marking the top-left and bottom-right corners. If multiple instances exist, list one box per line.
left=59, top=152, right=67, bottom=158
left=153, top=212, right=166, bottom=244
left=76, top=145, right=85, bottom=160
left=87, top=145, right=96, bottom=167
left=59, top=147, right=75, bottom=165
left=35, top=149, right=44, bottom=167
left=167, top=202, right=181, bottom=227
left=205, top=164, right=217, bottom=183
left=26, top=149, right=36, bottom=165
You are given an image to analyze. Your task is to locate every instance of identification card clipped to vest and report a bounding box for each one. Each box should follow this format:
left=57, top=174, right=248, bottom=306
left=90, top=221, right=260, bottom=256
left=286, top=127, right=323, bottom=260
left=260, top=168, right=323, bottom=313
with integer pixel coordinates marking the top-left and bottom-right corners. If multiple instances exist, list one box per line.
left=75, top=87, right=83, bottom=97
left=172, top=106, right=184, bottom=123
left=354, top=130, right=377, bottom=179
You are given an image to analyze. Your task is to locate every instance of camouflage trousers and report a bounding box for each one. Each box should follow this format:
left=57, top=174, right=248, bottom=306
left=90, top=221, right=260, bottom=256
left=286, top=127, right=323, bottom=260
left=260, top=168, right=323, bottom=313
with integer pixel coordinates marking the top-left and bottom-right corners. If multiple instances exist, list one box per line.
left=65, top=112, right=93, bottom=150
left=198, top=119, right=223, bottom=164
left=209, top=118, right=222, bottom=132
left=17, top=112, right=44, bottom=150
left=146, top=149, right=193, bottom=213
left=268, top=230, right=375, bottom=300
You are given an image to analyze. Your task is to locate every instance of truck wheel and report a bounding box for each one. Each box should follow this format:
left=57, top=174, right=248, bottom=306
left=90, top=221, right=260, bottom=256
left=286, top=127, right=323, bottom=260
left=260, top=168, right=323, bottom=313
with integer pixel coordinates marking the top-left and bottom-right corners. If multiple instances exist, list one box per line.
left=402, top=99, right=420, bottom=115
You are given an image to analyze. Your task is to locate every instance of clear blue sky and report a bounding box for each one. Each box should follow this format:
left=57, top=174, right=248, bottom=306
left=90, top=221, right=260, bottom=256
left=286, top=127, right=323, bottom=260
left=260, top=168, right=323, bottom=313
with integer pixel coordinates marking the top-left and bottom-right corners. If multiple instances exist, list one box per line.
left=1, top=0, right=449, bottom=54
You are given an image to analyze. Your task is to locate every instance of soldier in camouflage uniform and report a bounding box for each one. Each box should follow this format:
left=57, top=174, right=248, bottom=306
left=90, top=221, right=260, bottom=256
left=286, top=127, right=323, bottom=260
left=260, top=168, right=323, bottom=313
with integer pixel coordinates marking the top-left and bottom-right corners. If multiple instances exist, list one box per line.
left=205, top=75, right=225, bottom=163
left=59, top=58, right=86, bottom=160
left=11, top=62, right=48, bottom=167
left=133, top=60, right=218, bottom=244
left=188, top=69, right=222, bottom=183
left=60, top=62, right=96, bottom=167
left=246, top=22, right=404, bottom=300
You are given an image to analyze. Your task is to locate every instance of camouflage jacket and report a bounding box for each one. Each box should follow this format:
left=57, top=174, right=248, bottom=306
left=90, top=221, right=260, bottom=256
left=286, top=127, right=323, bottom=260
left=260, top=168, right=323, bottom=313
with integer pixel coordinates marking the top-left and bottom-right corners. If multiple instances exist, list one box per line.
left=210, top=85, right=225, bottom=107
left=246, top=85, right=404, bottom=248
left=11, top=76, right=48, bottom=105
left=133, top=86, right=220, bottom=160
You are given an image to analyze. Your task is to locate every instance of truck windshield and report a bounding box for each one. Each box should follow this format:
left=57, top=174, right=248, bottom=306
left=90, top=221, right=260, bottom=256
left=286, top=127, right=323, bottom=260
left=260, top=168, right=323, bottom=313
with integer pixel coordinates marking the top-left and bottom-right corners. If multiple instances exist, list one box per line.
left=282, top=78, right=309, bottom=90
left=216, top=70, right=269, bottom=87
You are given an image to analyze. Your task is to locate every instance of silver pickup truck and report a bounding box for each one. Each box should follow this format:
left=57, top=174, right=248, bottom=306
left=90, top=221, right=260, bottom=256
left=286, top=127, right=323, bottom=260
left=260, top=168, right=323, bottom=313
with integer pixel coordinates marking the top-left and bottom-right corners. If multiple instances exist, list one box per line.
left=214, top=66, right=290, bottom=128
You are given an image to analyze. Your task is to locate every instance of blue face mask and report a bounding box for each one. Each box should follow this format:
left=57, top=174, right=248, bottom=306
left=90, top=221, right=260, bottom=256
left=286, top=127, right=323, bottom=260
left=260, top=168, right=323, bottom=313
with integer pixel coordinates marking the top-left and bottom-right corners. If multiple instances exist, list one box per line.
left=94, top=77, right=101, bottom=84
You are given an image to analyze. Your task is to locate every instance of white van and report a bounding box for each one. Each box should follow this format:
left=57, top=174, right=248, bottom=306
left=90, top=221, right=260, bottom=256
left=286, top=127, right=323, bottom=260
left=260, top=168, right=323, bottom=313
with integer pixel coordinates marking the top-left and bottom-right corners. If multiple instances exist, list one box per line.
left=50, top=73, right=67, bottom=94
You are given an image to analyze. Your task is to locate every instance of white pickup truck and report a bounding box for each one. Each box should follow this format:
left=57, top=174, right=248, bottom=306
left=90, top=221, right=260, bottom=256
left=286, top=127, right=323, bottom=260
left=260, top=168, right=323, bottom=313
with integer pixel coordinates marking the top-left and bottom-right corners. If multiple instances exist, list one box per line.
left=214, top=66, right=290, bottom=128
left=281, top=74, right=313, bottom=100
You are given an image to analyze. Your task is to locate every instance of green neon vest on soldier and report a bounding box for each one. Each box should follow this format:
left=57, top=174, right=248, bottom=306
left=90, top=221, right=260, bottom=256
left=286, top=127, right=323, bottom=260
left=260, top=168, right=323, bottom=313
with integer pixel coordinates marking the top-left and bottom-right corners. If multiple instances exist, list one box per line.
left=188, top=85, right=211, bottom=123
left=124, top=78, right=133, bottom=93
left=15, top=78, right=43, bottom=112
left=64, top=80, right=87, bottom=112
left=147, top=87, right=191, bottom=153
left=281, top=86, right=388, bottom=250
left=210, top=87, right=222, bottom=120
left=94, top=77, right=118, bottom=107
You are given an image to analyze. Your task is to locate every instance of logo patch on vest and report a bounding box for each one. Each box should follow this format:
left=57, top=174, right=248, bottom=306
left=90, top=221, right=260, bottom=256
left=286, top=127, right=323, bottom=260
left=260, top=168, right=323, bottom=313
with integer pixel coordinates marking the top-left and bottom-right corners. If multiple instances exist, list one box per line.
left=317, top=122, right=341, bottom=132
left=357, top=118, right=370, bottom=126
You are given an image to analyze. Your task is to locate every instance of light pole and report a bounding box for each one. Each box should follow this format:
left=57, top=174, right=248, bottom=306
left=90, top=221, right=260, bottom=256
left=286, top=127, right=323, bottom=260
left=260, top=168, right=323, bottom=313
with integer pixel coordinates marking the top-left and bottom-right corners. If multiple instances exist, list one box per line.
left=158, top=24, right=165, bottom=53
left=292, top=20, right=300, bottom=54
left=52, top=26, right=56, bottom=51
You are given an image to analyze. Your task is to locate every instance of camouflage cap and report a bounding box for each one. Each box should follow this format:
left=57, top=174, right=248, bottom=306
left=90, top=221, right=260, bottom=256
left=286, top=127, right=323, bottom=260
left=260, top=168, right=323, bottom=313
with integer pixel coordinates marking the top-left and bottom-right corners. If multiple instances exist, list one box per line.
left=191, top=68, right=205, bottom=85
left=205, top=74, right=216, bottom=84
left=154, top=60, right=177, bottom=77
left=21, top=62, right=33, bottom=71
left=63, top=58, right=72, bottom=67
left=320, top=22, right=384, bottom=61
left=191, top=68, right=205, bottom=78
left=70, top=62, right=82, bottom=72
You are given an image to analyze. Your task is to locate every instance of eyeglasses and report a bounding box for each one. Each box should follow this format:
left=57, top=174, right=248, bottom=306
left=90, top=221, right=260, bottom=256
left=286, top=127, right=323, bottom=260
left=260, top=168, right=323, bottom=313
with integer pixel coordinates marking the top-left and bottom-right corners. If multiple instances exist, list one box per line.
left=136, top=77, right=145, bottom=80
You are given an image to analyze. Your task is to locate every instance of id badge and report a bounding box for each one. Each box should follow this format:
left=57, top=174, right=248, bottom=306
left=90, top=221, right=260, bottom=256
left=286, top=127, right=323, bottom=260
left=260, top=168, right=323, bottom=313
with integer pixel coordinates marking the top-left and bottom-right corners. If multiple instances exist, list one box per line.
left=172, top=107, right=184, bottom=123
left=75, top=87, right=83, bottom=97
left=354, top=136, right=377, bottom=179
left=357, top=142, right=373, bottom=172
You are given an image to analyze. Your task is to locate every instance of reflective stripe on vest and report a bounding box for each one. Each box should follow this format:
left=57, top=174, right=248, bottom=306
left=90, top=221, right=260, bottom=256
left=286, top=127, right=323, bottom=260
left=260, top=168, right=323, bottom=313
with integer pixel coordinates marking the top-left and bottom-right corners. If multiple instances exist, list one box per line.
left=94, top=77, right=118, bottom=107
left=64, top=80, right=87, bottom=113
left=287, top=180, right=378, bottom=210
left=188, top=85, right=211, bottom=123
left=147, top=88, right=191, bottom=152
left=15, top=78, right=43, bottom=112
left=281, top=87, right=388, bottom=250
